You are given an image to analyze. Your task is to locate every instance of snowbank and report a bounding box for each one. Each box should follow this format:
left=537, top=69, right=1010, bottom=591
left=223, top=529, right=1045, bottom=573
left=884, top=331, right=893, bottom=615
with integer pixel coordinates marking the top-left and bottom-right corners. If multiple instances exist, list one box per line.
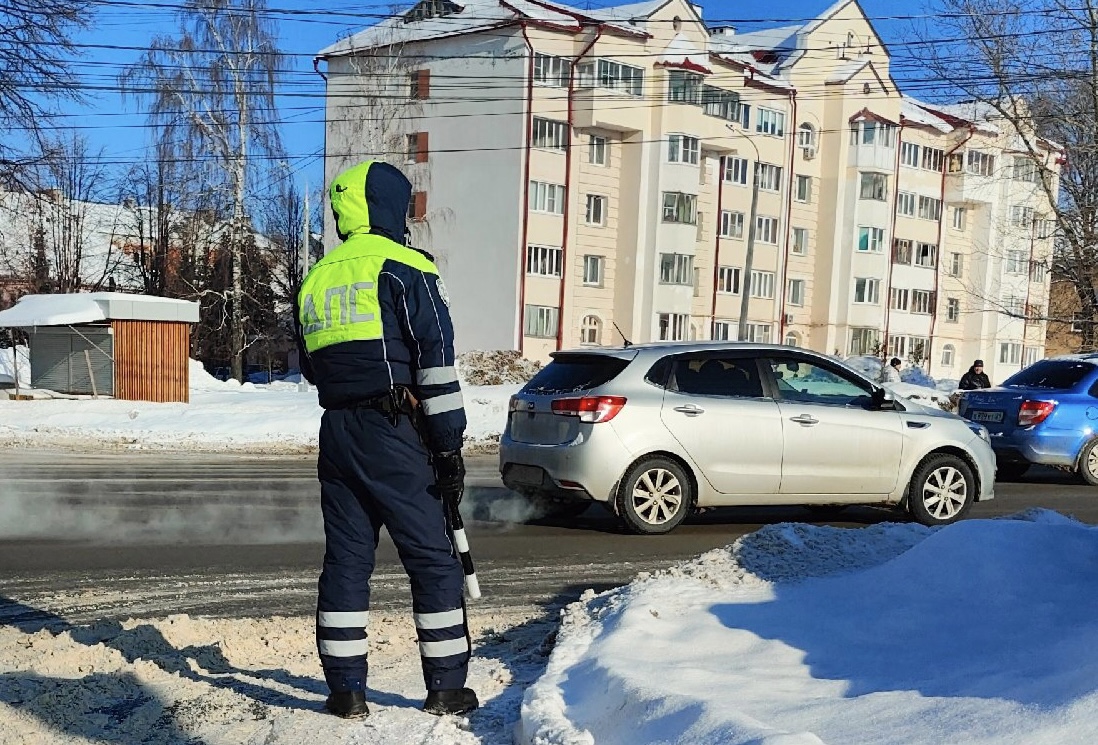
left=458, top=350, right=541, bottom=386
left=0, top=357, right=519, bottom=453
left=0, top=345, right=30, bottom=387
left=519, top=510, right=1098, bottom=745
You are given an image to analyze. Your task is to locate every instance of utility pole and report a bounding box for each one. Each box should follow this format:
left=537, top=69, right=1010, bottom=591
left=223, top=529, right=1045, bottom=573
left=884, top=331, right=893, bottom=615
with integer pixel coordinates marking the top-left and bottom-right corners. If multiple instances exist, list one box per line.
left=727, top=125, right=762, bottom=342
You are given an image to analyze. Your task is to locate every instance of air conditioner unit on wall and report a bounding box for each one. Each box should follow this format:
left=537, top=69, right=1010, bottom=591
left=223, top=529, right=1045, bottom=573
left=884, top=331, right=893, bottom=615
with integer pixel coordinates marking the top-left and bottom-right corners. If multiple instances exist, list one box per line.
left=802, top=144, right=816, bottom=160
left=784, top=314, right=794, bottom=325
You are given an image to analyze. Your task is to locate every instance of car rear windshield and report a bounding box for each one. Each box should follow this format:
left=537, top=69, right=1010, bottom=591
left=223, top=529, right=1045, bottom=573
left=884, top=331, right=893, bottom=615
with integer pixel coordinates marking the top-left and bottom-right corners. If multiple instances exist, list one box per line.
left=1002, top=360, right=1096, bottom=390
left=521, top=354, right=631, bottom=394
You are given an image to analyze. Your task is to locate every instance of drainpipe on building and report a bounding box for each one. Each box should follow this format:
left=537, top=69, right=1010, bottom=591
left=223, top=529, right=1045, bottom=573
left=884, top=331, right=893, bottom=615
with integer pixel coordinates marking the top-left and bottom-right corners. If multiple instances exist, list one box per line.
left=710, top=156, right=726, bottom=331
left=556, top=24, right=603, bottom=352
left=928, top=126, right=975, bottom=372
left=882, top=119, right=905, bottom=358
left=517, top=22, right=535, bottom=354
left=1022, top=230, right=1036, bottom=339
left=777, top=89, right=797, bottom=345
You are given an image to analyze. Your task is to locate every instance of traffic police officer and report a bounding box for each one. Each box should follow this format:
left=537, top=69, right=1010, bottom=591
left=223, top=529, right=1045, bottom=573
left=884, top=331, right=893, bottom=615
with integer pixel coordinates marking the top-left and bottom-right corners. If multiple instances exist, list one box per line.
left=294, top=160, right=477, bottom=719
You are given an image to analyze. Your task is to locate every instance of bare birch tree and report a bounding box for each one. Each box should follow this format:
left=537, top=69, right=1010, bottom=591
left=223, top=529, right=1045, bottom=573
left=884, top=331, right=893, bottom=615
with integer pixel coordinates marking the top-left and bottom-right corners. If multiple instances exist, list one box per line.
left=922, top=0, right=1096, bottom=347
left=121, top=0, right=284, bottom=381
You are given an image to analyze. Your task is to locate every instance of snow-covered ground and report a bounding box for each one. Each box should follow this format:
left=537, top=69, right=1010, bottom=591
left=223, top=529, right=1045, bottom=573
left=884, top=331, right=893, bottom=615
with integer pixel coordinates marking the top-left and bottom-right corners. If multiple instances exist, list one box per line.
left=0, top=352, right=519, bottom=453
left=4, top=511, right=1096, bottom=743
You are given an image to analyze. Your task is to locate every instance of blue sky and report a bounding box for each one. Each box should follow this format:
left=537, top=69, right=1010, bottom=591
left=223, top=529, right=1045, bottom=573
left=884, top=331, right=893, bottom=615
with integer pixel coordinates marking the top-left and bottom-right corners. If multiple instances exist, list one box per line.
left=53, top=0, right=923, bottom=195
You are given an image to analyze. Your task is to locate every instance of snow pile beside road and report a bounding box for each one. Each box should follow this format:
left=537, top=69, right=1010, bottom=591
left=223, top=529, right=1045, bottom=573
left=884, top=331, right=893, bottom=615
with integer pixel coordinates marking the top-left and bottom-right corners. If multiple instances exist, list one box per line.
left=518, top=510, right=1098, bottom=745
left=458, top=350, right=541, bottom=386
left=0, top=607, right=555, bottom=745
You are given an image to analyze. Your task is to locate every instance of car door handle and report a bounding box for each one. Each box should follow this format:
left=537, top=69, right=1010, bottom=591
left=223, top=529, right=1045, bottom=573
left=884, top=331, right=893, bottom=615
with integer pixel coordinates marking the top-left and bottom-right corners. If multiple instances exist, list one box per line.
left=790, top=414, right=819, bottom=426
left=674, top=404, right=705, bottom=416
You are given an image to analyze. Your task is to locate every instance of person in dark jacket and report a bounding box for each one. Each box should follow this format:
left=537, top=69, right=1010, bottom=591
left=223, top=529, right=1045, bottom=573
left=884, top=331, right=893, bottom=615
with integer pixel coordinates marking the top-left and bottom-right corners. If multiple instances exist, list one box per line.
left=294, top=160, right=477, bottom=719
left=959, top=359, right=992, bottom=390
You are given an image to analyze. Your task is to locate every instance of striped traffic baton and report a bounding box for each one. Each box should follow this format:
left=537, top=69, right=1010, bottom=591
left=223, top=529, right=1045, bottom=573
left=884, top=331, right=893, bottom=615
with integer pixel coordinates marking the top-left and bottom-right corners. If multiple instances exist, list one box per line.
left=443, top=492, right=481, bottom=600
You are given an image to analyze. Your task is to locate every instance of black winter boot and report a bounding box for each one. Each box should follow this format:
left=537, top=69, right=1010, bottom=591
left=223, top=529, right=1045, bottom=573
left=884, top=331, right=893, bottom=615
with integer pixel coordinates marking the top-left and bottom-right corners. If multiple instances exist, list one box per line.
left=423, top=687, right=479, bottom=716
left=325, top=690, right=370, bottom=719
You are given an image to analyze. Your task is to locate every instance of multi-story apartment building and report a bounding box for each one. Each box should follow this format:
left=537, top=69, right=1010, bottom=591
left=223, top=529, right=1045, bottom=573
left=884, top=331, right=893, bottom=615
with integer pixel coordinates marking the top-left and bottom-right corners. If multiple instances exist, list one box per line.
left=317, top=0, right=1060, bottom=382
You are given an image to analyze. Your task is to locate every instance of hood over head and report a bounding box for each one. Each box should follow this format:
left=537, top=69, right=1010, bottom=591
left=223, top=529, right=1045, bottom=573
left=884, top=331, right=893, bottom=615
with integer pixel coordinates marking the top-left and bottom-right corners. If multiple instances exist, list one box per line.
left=330, top=161, right=412, bottom=245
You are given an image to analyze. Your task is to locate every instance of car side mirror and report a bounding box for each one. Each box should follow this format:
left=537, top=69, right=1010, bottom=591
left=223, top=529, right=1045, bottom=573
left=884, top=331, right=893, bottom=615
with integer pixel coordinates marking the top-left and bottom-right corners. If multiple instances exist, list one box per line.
left=872, top=387, right=897, bottom=410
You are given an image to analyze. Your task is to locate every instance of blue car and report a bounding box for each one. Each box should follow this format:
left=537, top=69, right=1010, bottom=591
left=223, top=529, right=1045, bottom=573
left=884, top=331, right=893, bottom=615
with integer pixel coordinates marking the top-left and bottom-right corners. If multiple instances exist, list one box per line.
left=958, top=356, right=1098, bottom=483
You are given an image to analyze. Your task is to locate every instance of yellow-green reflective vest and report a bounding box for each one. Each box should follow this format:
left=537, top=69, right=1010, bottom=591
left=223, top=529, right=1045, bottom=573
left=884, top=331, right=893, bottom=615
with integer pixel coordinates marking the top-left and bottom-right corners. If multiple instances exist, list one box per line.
left=297, top=235, right=438, bottom=354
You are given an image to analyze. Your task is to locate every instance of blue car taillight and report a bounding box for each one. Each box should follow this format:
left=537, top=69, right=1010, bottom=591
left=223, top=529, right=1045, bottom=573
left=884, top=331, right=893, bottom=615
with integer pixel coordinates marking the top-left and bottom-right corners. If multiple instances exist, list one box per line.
left=1018, top=400, right=1056, bottom=427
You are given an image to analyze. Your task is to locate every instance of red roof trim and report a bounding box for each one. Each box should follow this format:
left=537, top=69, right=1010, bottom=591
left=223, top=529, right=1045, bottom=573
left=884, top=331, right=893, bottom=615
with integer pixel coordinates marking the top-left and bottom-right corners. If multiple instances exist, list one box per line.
left=848, top=107, right=898, bottom=127
left=654, top=58, right=712, bottom=75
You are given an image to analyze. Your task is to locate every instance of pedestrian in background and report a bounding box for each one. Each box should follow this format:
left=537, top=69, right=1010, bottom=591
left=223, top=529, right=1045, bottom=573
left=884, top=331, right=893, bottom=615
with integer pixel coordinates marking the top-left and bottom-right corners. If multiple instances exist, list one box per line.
left=959, top=359, right=992, bottom=390
left=294, top=160, right=478, bottom=719
left=878, top=357, right=902, bottom=384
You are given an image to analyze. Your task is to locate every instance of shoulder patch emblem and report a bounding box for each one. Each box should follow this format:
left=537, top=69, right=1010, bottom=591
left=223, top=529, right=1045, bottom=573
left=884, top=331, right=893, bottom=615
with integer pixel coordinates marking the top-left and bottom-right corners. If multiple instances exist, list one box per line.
left=436, top=277, right=451, bottom=308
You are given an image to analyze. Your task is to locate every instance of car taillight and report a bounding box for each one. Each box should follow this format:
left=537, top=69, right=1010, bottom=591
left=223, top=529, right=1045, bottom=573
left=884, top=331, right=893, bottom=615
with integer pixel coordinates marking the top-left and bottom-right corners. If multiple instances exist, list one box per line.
left=550, top=396, right=626, bottom=423
left=1018, top=400, right=1056, bottom=427
left=508, top=396, right=524, bottom=413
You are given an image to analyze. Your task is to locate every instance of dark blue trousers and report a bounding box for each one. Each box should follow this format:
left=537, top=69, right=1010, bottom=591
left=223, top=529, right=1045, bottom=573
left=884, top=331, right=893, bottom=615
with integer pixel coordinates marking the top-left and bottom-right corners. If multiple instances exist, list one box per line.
left=316, top=407, right=469, bottom=694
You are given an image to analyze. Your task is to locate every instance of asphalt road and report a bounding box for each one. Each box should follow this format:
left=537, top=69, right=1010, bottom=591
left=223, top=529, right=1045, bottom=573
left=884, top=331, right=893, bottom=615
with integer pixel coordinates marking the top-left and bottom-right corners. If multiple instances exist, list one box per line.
left=1, top=450, right=1095, bottom=624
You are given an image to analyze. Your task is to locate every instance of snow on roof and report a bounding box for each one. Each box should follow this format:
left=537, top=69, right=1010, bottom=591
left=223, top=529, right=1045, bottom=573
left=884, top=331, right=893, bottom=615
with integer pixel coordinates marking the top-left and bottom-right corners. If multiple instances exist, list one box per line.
left=713, top=24, right=800, bottom=53
left=656, top=31, right=711, bottom=73
left=901, top=96, right=955, bottom=133
left=825, top=57, right=870, bottom=83
left=922, top=100, right=1001, bottom=134
left=0, top=292, right=200, bottom=328
left=586, top=0, right=667, bottom=21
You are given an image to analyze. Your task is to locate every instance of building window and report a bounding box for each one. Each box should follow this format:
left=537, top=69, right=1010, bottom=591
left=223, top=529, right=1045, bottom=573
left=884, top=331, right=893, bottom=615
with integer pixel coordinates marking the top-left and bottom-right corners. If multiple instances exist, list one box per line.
left=529, top=181, right=565, bottom=214
left=756, top=163, right=783, bottom=192
left=849, top=327, right=880, bottom=355
left=662, top=192, right=698, bottom=224
left=723, top=157, right=749, bottom=185
left=525, top=305, right=559, bottom=338
left=712, top=320, right=734, bottom=340
left=534, top=53, right=571, bottom=86
left=755, top=216, right=780, bottom=244
left=745, top=323, right=772, bottom=343
left=1023, top=346, right=1042, bottom=367
left=580, top=315, right=602, bottom=345
left=854, top=277, right=880, bottom=304
left=738, top=103, right=751, bottom=129
left=942, top=343, right=956, bottom=366
left=852, top=121, right=896, bottom=147
left=532, top=117, right=569, bottom=150
left=659, top=253, right=694, bottom=285
left=1000, top=342, right=1022, bottom=365
left=717, top=265, right=741, bottom=294
left=952, top=207, right=967, bottom=230
left=749, top=270, right=776, bottom=299
left=668, top=134, right=700, bottom=164
left=795, top=175, right=812, bottom=203
left=859, top=172, right=888, bottom=201
left=857, top=226, right=886, bottom=253
left=409, top=69, right=430, bottom=99
left=946, top=297, right=960, bottom=322
left=947, top=153, right=964, bottom=173
left=949, top=252, right=963, bottom=277
left=911, top=289, right=934, bottom=314
left=890, top=288, right=910, bottom=311
left=582, top=255, right=603, bottom=286
left=702, top=85, right=740, bottom=120
left=589, top=58, right=644, bottom=95
left=915, top=242, right=938, bottom=268
left=921, top=146, right=944, bottom=172
left=787, top=278, right=806, bottom=306
left=897, top=191, right=916, bottom=217
left=900, top=142, right=920, bottom=168
left=918, top=196, right=942, bottom=221
left=589, top=135, right=608, bottom=165
left=408, top=191, right=427, bottom=221
left=784, top=331, right=800, bottom=347
left=1012, top=156, right=1039, bottom=182
left=667, top=70, right=703, bottom=104
left=967, top=150, right=996, bottom=176
left=1030, top=260, right=1048, bottom=283
left=798, top=123, right=816, bottom=149
left=1011, top=205, right=1034, bottom=228
left=658, top=312, right=691, bottom=341
left=792, top=227, right=808, bottom=255
left=893, top=238, right=913, bottom=264
left=585, top=194, right=607, bottom=225
left=526, top=245, right=563, bottom=277
left=719, top=210, right=744, bottom=238
left=405, top=132, right=429, bottom=163
left=756, top=108, right=786, bottom=136
left=1036, top=217, right=1055, bottom=239
left=1005, top=250, right=1027, bottom=274
left=890, top=335, right=928, bottom=361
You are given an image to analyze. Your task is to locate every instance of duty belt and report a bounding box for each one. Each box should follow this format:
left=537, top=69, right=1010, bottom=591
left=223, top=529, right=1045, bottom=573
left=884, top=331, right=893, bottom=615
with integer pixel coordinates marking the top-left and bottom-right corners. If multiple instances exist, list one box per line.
left=347, top=387, right=414, bottom=426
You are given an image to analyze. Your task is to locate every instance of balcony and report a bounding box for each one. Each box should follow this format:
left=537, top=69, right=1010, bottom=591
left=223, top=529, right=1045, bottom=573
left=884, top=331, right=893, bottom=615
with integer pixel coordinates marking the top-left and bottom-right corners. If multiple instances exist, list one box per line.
left=571, top=87, right=646, bottom=133
left=849, top=143, right=896, bottom=171
left=944, top=170, right=996, bottom=204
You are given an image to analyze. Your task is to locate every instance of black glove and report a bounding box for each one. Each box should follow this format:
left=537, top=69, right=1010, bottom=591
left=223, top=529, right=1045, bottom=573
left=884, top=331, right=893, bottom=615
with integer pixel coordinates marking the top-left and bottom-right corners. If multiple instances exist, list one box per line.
left=433, top=450, right=465, bottom=505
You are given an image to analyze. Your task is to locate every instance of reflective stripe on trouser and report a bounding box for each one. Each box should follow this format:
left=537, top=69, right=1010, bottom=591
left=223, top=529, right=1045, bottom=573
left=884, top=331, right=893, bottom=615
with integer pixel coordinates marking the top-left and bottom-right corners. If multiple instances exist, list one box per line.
left=317, top=407, right=469, bottom=694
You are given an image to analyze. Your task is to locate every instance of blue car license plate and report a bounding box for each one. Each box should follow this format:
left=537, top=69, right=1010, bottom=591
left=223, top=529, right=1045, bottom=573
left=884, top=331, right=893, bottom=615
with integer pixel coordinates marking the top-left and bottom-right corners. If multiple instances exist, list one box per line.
left=970, top=410, right=1004, bottom=423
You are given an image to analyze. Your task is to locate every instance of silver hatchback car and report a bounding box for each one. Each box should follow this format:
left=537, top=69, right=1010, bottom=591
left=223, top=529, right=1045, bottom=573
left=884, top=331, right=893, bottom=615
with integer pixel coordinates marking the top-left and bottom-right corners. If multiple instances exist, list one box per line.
left=500, top=342, right=995, bottom=534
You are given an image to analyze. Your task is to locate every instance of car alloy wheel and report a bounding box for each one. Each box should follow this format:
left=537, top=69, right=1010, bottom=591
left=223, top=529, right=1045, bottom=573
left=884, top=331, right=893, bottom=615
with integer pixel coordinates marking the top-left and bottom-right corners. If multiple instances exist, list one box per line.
left=617, top=456, right=693, bottom=535
left=908, top=453, right=975, bottom=526
left=1078, top=440, right=1098, bottom=486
